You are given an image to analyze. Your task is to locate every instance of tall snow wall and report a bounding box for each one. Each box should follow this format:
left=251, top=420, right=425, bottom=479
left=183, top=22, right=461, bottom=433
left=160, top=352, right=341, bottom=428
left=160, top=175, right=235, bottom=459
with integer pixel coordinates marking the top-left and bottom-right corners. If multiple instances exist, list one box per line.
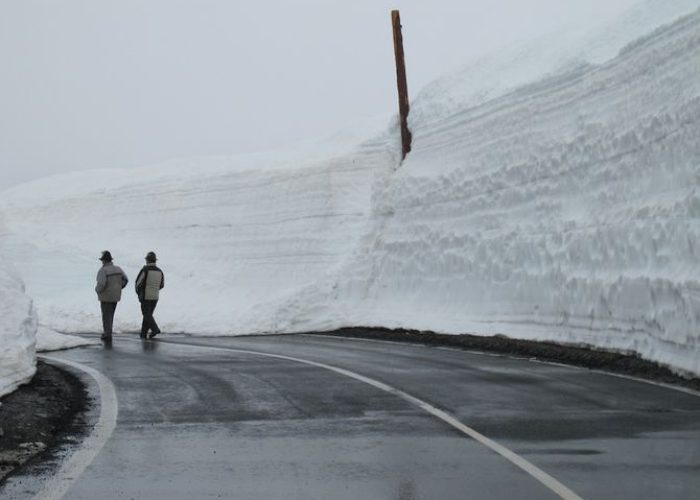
left=0, top=5, right=698, bottom=378
left=0, top=258, right=37, bottom=398
left=0, top=147, right=395, bottom=335
left=329, top=9, right=700, bottom=376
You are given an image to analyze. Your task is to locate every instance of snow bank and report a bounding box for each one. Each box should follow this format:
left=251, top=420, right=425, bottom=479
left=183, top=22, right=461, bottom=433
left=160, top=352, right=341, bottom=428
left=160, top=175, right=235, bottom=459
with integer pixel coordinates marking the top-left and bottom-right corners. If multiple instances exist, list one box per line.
left=269, top=4, right=700, bottom=376
left=328, top=6, right=700, bottom=376
left=0, top=138, right=397, bottom=336
left=35, top=326, right=98, bottom=352
left=410, top=0, right=700, bottom=128
left=0, top=2, right=698, bottom=376
left=0, top=258, right=37, bottom=398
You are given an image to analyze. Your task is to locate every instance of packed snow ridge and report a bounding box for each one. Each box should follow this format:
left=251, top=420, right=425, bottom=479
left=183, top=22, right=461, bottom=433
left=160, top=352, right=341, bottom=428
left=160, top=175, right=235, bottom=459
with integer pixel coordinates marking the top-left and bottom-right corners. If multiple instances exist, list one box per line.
left=1, top=2, right=699, bottom=396
left=0, top=262, right=36, bottom=396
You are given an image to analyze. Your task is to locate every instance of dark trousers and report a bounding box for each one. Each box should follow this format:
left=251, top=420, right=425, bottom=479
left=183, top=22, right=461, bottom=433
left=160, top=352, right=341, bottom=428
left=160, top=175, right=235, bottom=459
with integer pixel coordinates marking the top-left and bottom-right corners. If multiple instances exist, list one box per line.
left=100, top=302, right=118, bottom=337
left=140, top=300, right=160, bottom=335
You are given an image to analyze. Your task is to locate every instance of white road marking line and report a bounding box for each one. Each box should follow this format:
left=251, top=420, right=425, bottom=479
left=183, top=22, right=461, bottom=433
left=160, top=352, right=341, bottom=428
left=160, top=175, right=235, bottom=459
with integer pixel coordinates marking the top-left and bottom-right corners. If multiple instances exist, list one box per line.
left=159, top=339, right=583, bottom=500
left=305, top=333, right=700, bottom=398
left=33, top=356, right=119, bottom=500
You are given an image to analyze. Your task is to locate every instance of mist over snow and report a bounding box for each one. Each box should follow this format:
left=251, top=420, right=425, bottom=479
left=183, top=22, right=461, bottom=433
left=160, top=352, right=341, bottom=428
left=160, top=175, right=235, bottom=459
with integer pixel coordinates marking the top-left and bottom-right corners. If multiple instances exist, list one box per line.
left=0, top=0, right=644, bottom=192
left=410, top=0, right=700, bottom=125
left=1, top=0, right=699, bottom=396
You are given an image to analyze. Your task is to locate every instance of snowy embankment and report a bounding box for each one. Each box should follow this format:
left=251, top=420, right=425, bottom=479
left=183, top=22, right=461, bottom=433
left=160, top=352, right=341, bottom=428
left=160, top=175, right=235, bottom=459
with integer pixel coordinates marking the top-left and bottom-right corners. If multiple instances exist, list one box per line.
left=0, top=2, right=698, bottom=377
left=0, top=143, right=396, bottom=335
left=0, top=259, right=36, bottom=397
left=330, top=9, right=700, bottom=376
left=0, top=251, right=96, bottom=396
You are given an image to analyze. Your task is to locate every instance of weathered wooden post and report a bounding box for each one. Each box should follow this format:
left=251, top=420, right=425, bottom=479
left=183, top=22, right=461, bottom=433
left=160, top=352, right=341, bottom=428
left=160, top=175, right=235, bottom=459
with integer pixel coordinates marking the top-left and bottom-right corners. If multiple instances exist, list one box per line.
left=391, top=10, right=412, bottom=161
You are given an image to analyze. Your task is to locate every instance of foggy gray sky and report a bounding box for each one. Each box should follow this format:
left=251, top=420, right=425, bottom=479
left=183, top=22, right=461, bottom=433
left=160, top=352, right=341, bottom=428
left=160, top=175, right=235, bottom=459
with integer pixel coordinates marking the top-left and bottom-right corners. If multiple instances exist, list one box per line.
left=0, top=0, right=639, bottom=190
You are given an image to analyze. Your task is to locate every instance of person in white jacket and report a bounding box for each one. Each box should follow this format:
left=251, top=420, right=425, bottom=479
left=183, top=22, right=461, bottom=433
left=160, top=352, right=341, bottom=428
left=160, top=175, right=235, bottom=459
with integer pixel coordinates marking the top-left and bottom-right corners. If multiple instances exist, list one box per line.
left=135, top=251, right=165, bottom=339
left=95, top=250, right=129, bottom=341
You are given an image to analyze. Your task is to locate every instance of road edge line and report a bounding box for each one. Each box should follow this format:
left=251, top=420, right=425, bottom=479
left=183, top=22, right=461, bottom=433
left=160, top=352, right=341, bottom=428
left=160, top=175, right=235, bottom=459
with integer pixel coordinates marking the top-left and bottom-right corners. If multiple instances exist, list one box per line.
left=33, top=356, right=119, bottom=500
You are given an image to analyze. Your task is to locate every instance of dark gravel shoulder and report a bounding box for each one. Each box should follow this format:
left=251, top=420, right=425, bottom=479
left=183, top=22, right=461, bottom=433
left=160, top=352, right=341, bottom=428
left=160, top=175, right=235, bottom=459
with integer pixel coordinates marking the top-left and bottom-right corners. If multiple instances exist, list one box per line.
left=0, top=361, right=89, bottom=485
left=318, top=327, right=700, bottom=392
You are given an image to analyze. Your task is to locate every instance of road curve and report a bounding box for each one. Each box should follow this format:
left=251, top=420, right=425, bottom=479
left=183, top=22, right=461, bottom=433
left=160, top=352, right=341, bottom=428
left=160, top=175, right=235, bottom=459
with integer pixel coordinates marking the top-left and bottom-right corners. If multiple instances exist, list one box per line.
left=3, top=334, right=699, bottom=500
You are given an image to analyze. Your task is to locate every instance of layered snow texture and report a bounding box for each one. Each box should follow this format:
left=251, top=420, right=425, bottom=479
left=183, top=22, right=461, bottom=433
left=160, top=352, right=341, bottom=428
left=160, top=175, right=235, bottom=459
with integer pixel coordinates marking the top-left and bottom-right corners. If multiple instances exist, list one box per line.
left=0, top=259, right=37, bottom=398
left=0, top=144, right=395, bottom=336
left=336, top=9, right=700, bottom=376
left=0, top=2, right=698, bottom=377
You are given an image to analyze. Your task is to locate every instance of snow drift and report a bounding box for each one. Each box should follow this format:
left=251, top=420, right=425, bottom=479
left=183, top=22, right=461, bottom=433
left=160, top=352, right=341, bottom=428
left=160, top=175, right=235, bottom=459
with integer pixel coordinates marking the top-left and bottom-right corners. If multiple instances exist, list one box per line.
left=0, top=258, right=36, bottom=398
left=0, top=2, right=698, bottom=378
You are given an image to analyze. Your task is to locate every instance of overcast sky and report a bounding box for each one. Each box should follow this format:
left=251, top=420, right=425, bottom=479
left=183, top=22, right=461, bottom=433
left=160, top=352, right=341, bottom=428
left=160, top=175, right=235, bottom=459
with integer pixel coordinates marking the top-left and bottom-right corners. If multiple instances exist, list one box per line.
left=0, top=0, right=640, bottom=190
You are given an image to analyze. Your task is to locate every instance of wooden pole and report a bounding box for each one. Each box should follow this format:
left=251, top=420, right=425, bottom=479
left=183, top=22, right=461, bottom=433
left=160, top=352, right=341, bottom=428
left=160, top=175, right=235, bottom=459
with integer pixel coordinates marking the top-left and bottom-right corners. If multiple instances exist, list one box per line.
left=391, top=10, right=412, bottom=160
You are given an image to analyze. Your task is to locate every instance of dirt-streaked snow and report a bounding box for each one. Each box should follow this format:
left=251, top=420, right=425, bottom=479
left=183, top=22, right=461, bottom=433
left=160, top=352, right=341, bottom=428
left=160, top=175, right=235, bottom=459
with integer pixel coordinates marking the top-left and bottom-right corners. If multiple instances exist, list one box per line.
left=1, top=1, right=699, bottom=396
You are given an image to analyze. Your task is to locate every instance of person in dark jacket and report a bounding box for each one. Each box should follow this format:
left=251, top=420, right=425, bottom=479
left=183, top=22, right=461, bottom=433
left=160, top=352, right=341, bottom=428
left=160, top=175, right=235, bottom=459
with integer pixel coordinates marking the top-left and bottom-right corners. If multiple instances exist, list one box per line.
left=95, top=250, right=129, bottom=341
left=135, top=251, right=165, bottom=339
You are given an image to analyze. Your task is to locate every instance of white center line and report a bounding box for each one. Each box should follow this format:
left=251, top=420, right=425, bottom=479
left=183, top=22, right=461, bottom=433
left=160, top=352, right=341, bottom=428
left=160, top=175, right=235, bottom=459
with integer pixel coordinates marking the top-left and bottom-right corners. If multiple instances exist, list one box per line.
left=160, top=339, right=584, bottom=500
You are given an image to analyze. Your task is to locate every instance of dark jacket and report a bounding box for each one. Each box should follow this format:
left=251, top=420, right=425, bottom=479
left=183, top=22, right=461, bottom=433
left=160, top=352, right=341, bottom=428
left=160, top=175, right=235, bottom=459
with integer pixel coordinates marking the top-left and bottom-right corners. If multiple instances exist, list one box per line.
left=135, top=264, right=165, bottom=302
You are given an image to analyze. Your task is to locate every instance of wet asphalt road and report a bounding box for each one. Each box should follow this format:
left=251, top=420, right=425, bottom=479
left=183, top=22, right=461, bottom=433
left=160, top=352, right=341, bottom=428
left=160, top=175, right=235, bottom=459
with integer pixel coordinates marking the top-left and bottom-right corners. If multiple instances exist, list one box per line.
left=3, top=334, right=700, bottom=499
